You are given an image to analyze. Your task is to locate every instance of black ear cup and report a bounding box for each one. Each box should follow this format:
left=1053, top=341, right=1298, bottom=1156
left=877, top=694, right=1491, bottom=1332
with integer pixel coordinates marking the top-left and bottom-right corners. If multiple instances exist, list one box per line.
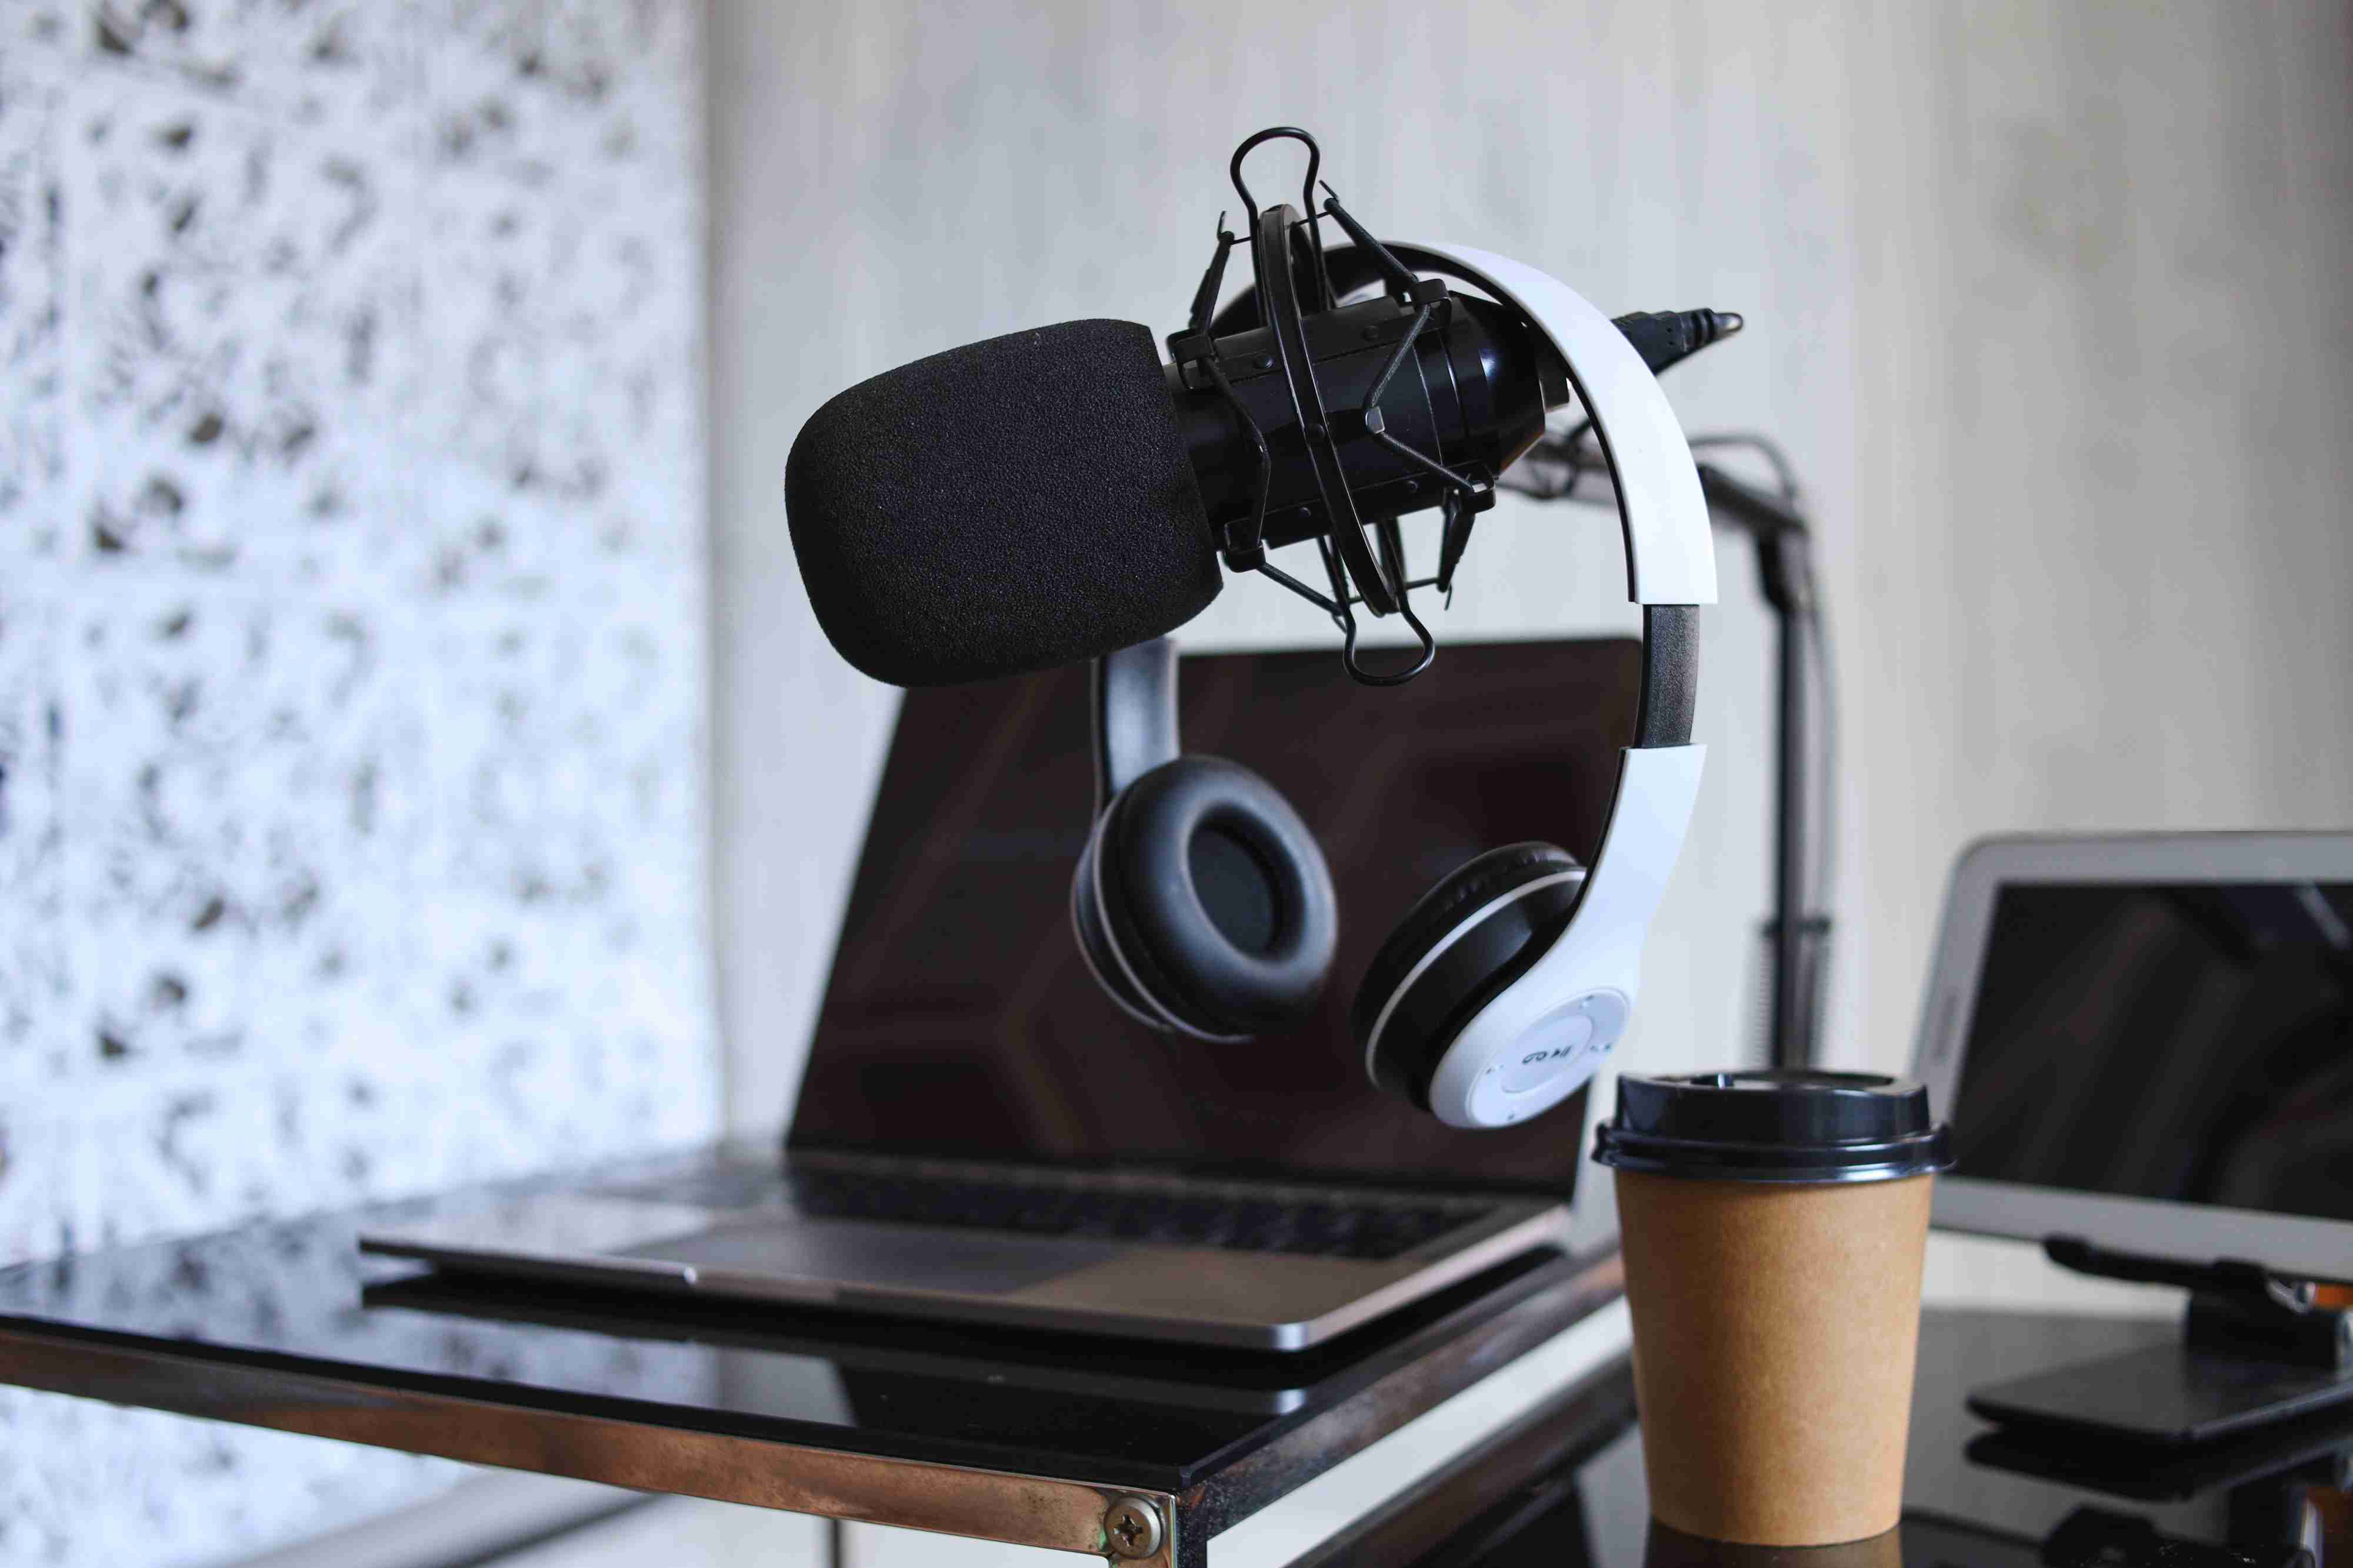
left=1354, top=842, right=1589, bottom=1108
left=1070, top=756, right=1338, bottom=1039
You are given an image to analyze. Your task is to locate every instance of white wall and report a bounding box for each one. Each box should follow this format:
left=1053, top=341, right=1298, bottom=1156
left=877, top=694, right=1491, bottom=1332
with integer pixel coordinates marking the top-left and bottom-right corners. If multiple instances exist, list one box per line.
left=709, top=0, right=2353, bottom=1135
left=1833, top=2, right=2353, bottom=1074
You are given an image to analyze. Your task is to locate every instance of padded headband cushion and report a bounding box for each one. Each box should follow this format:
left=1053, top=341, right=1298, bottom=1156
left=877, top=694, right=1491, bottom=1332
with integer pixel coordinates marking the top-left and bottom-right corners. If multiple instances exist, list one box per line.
left=1070, top=827, right=1164, bottom=1030
left=1098, top=756, right=1337, bottom=1035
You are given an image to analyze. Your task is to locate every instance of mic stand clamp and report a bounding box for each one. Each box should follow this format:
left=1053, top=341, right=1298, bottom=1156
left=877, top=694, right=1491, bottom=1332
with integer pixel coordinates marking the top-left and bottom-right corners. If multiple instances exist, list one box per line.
left=1967, top=1234, right=2353, bottom=1446
left=2045, top=1236, right=2353, bottom=1371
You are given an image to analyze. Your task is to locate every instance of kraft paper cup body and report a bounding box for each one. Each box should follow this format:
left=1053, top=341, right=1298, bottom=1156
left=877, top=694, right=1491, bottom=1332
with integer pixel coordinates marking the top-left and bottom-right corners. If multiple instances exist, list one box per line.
left=1617, top=1167, right=1935, bottom=1546
left=1593, top=1069, right=1951, bottom=1547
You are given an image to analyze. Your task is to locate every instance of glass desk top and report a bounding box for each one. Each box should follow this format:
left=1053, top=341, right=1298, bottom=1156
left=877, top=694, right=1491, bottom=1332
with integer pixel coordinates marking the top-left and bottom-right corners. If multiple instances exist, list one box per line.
left=9, top=1145, right=2348, bottom=1567
left=0, top=1144, right=1619, bottom=1502
left=1353, top=1309, right=2347, bottom=1568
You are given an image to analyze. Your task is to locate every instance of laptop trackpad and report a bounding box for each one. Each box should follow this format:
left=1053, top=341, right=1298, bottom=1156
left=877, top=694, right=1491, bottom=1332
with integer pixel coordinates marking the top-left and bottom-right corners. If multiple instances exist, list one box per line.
left=621, top=1219, right=1122, bottom=1296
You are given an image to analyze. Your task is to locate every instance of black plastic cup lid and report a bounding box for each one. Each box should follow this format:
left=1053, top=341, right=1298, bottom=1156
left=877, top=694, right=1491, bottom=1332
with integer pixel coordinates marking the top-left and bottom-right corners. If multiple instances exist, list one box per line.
left=1591, top=1069, right=1953, bottom=1185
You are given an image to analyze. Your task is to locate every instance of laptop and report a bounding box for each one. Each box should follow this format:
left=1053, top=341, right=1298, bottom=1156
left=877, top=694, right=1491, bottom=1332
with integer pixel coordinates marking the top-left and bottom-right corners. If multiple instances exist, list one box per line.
left=363, top=638, right=1641, bottom=1350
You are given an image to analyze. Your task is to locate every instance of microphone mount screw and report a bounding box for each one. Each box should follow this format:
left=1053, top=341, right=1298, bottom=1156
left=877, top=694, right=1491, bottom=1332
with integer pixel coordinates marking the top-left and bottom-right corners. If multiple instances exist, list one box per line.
left=1103, top=1496, right=1164, bottom=1560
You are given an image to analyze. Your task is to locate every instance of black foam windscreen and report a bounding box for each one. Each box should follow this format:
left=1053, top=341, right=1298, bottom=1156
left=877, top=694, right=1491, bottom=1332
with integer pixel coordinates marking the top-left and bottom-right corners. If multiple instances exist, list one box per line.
left=785, top=319, right=1221, bottom=686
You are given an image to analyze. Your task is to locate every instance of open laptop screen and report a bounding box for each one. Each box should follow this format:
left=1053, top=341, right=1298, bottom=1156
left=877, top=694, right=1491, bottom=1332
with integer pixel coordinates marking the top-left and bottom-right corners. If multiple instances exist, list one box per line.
left=788, top=638, right=1641, bottom=1196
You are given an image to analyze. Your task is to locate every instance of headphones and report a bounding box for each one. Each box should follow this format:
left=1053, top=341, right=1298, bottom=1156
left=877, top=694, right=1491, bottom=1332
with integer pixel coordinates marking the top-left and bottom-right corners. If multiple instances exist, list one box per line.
left=1071, top=242, right=1718, bottom=1129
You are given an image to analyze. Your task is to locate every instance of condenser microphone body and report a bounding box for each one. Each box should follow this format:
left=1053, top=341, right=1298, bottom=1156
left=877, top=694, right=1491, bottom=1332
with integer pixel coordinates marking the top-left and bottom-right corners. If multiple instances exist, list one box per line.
left=785, top=290, right=1557, bottom=687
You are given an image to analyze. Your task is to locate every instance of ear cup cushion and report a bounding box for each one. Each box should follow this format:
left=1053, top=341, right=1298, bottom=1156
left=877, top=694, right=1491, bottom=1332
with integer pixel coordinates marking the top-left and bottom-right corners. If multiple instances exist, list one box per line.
left=1096, top=756, right=1338, bottom=1035
left=1353, top=842, right=1589, bottom=1103
left=1069, top=825, right=1171, bottom=1032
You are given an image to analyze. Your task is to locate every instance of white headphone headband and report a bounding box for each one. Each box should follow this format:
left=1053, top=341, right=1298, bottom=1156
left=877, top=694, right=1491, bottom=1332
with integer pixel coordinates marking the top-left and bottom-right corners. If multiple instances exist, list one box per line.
left=1383, top=241, right=1717, bottom=1127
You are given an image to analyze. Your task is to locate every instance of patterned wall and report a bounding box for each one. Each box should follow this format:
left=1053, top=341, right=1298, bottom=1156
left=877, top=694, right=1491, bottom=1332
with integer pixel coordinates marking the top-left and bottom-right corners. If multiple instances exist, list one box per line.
left=0, top=1, right=716, bottom=1561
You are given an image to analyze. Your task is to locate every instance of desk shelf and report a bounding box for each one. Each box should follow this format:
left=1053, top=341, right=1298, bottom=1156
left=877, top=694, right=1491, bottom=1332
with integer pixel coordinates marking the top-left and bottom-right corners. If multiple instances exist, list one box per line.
left=0, top=1145, right=1621, bottom=1568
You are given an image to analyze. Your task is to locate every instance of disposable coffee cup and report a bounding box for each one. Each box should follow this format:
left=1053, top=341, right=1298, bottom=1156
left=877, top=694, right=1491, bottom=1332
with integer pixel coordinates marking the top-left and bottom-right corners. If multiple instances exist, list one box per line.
left=1592, top=1069, right=1952, bottom=1547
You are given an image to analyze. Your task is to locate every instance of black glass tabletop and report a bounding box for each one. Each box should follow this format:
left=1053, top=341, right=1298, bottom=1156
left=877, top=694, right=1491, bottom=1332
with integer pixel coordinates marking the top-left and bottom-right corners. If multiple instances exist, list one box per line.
left=0, top=1143, right=1619, bottom=1498
left=10, top=1144, right=2349, bottom=1567
left=1346, top=1310, right=2346, bottom=1568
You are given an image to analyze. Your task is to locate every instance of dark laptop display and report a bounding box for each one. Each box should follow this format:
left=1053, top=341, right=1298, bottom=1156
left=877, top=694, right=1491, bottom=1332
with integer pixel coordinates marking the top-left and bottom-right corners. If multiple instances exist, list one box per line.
left=1950, top=881, right=2353, bottom=1220
left=788, top=637, right=1643, bottom=1196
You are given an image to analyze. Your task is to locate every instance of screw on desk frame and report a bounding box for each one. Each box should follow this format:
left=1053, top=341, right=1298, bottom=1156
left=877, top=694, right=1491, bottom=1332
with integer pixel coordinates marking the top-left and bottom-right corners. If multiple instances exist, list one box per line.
left=1104, top=1494, right=1165, bottom=1560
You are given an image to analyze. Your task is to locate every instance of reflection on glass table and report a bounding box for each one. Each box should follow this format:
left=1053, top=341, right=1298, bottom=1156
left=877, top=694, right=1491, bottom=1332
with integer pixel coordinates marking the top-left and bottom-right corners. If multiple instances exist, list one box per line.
left=1327, top=1310, right=2352, bottom=1568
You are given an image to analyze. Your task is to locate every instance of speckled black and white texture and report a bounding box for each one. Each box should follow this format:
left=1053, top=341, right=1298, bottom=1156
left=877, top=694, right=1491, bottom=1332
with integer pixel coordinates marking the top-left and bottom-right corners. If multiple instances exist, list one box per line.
left=0, top=2, right=715, bottom=1562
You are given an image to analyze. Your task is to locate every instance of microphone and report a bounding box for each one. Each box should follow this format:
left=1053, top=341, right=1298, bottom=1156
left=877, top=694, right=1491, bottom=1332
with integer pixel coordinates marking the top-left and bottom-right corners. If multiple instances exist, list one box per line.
left=784, top=225, right=1732, bottom=690
left=784, top=297, right=1550, bottom=689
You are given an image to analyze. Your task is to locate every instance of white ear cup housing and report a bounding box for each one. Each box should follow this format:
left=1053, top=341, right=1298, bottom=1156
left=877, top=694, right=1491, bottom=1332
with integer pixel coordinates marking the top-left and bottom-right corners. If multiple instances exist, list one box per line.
left=1418, top=746, right=1707, bottom=1128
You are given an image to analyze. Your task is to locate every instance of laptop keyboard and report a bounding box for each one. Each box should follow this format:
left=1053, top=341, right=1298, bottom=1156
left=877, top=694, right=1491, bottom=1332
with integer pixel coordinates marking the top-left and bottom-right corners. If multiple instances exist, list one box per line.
left=600, top=1166, right=1484, bottom=1262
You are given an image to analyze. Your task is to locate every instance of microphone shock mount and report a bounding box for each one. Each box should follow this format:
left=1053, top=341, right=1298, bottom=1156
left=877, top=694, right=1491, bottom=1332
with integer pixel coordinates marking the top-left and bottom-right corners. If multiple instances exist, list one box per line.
left=1167, top=127, right=1505, bottom=687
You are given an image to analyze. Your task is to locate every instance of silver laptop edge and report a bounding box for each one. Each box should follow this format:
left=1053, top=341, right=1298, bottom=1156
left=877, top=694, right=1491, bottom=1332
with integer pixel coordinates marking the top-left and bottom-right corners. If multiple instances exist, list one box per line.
left=361, top=1185, right=1570, bottom=1351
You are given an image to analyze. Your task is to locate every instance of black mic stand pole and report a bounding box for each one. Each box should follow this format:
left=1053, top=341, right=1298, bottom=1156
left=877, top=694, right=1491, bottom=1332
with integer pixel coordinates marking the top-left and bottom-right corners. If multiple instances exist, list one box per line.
left=1693, top=463, right=1824, bottom=1073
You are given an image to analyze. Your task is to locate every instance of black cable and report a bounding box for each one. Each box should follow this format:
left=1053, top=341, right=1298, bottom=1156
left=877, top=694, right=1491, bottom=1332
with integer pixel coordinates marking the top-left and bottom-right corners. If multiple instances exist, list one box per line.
left=1687, top=432, right=1800, bottom=502
left=1551, top=416, right=1597, bottom=473
left=1499, top=427, right=1800, bottom=506
left=1799, top=592, right=1836, bottom=1053
left=1808, top=598, right=1837, bottom=920
left=1495, top=418, right=1594, bottom=501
